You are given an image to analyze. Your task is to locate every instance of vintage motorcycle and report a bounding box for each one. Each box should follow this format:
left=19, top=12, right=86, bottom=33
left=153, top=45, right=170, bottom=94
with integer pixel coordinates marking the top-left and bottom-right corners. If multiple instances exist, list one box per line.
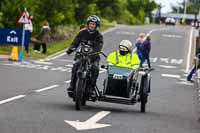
left=68, top=44, right=151, bottom=112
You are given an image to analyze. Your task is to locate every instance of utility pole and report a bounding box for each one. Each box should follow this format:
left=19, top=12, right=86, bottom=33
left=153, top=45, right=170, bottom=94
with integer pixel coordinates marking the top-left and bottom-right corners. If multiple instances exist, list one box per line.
left=183, top=0, right=188, bottom=24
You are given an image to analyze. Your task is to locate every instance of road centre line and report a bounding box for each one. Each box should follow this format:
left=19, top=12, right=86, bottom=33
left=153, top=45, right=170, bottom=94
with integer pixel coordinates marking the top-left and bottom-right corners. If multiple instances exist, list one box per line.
left=161, top=74, right=181, bottom=78
left=34, top=85, right=59, bottom=92
left=0, top=95, right=26, bottom=105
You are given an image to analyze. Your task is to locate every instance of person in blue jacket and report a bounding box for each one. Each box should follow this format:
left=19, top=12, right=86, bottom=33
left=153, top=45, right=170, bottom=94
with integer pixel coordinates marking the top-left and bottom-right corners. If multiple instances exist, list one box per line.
left=142, top=33, right=151, bottom=69
left=135, top=33, right=145, bottom=67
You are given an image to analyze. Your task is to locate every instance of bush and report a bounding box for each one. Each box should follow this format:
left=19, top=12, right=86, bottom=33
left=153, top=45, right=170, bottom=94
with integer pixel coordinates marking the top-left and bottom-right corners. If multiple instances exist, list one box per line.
left=117, top=10, right=142, bottom=25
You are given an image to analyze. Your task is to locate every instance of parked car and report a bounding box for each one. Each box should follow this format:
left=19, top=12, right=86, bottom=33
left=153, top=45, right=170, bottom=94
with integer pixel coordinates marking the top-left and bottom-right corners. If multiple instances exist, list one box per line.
left=165, top=17, right=176, bottom=25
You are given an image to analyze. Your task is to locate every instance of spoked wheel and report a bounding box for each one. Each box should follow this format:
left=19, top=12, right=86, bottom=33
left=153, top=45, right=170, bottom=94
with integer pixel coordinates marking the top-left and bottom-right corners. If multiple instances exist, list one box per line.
left=140, top=76, right=148, bottom=113
left=140, top=91, right=147, bottom=113
left=74, top=78, right=86, bottom=110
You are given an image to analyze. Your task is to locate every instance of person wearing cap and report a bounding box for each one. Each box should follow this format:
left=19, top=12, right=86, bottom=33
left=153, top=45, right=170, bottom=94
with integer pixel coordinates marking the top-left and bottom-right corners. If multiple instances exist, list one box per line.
left=107, top=40, right=140, bottom=70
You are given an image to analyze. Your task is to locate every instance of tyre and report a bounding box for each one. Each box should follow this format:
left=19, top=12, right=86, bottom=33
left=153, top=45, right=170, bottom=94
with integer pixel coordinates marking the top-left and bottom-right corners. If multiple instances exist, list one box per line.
left=81, top=92, right=87, bottom=106
left=140, top=92, right=147, bottom=113
left=74, top=78, right=86, bottom=110
left=140, top=76, right=148, bottom=113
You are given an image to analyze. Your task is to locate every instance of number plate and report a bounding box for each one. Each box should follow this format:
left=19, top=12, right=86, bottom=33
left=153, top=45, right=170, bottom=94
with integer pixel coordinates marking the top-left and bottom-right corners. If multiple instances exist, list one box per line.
left=113, top=74, right=123, bottom=80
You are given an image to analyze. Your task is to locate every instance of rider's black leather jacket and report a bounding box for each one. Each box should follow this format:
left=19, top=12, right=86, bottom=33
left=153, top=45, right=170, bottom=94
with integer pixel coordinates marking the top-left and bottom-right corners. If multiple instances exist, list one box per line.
left=67, top=29, right=103, bottom=61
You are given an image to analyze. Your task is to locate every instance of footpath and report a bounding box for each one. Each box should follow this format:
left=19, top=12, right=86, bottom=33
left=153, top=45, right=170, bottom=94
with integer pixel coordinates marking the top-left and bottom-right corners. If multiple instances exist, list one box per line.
left=0, top=54, right=9, bottom=60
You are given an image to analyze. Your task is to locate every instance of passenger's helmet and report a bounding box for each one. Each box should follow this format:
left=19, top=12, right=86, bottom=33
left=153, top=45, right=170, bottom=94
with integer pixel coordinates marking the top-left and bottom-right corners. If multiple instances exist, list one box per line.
left=87, top=15, right=101, bottom=27
left=119, top=40, right=133, bottom=52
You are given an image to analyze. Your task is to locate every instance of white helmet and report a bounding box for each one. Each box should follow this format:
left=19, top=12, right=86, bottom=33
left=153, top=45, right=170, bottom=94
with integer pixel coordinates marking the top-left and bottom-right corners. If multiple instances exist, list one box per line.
left=119, top=40, right=132, bottom=52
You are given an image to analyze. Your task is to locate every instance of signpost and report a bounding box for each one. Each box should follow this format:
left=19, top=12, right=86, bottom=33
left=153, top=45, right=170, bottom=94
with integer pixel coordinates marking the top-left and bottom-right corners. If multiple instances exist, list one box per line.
left=0, top=28, right=30, bottom=46
left=17, top=8, right=31, bottom=62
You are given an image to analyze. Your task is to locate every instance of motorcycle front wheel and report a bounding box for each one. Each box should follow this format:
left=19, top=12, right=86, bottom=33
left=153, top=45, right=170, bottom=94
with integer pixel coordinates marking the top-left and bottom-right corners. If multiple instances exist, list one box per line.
left=74, top=78, right=86, bottom=110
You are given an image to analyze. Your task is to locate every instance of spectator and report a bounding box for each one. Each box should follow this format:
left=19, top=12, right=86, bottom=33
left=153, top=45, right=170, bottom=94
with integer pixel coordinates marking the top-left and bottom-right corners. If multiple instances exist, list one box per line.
left=24, top=15, right=33, bottom=53
left=37, top=20, right=51, bottom=54
left=187, top=52, right=200, bottom=82
left=143, top=33, right=152, bottom=69
left=135, top=33, right=145, bottom=67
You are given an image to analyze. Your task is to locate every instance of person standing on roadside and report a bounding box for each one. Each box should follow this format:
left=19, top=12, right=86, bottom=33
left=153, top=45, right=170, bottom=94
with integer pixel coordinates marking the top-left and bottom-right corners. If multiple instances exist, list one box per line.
left=38, top=20, right=51, bottom=54
left=135, top=33, right=145, bottom=67
left=143, top=33, right=152, bottom=69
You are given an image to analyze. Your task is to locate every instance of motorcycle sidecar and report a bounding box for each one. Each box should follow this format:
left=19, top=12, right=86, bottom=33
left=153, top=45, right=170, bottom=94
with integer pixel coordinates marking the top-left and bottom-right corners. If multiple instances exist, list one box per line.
left=99, top=65, right=151, bottom=112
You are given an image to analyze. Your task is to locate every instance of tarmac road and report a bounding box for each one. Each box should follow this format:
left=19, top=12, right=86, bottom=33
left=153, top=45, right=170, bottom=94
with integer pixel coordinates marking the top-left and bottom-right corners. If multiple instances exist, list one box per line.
left=0, top=25, right=199, bottom=133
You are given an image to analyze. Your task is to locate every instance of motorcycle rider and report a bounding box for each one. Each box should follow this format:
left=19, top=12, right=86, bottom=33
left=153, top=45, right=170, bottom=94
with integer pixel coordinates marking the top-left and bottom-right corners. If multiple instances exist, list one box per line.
left=107, top=40, right=140, bottom=69
left=66, top=15, right=103, bottom=97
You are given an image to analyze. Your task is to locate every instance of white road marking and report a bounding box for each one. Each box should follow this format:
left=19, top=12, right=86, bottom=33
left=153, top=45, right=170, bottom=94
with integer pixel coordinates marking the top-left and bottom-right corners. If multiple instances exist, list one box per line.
left=116, top=31, right=135, bottom=35
left=170, top=59, right=183, bottom=64
left=65, top=64, right=73, bottom=67
left=176, top=81, right=193, bottom=86
left=160, top=58, right=169, bottom=63
left=65, top=111, right=111, bottom=130
left=49, top=52, right=66, bottom=60
left=34, top=85, right=59, bottom=92
left=0, top=95, right=26, bottom=105
left=186, top=28, right=194, bottom=72
left=162, top=34, right=182, bottom=38
left=159, top=65, right=177, bottom=69
left=183, top=74, right=188, bottom=77
left=150, top=57, right=158, bottom=62
left=55, top=59, right=73, bottom=62
left=179, top=78, right=186, bottom=81
left=64, top=80, right=71, bottom=83
left=32, top=60, right=53, bottom=65
left=161, top=74, right=181, bottom=78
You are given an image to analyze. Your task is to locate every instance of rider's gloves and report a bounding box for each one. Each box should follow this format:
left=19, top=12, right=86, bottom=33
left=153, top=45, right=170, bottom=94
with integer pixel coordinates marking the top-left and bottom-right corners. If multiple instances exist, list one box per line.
left=66, top=48, right=74, bottom=55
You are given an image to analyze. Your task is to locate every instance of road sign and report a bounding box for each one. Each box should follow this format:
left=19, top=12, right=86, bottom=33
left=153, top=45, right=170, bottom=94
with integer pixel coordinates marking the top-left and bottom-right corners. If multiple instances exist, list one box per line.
left=17, top=11, right=30, bottom=24
left=0, top=28, right=30, bottom=46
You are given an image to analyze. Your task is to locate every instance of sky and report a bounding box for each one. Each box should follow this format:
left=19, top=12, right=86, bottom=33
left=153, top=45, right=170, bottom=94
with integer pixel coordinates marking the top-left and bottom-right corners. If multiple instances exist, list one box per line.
left=154, top=0, right=184, bottom=13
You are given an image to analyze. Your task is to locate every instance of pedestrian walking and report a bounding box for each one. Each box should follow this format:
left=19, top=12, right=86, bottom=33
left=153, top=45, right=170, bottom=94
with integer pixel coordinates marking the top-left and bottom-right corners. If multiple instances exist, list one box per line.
left=187, top=51, right=200, bottom=82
